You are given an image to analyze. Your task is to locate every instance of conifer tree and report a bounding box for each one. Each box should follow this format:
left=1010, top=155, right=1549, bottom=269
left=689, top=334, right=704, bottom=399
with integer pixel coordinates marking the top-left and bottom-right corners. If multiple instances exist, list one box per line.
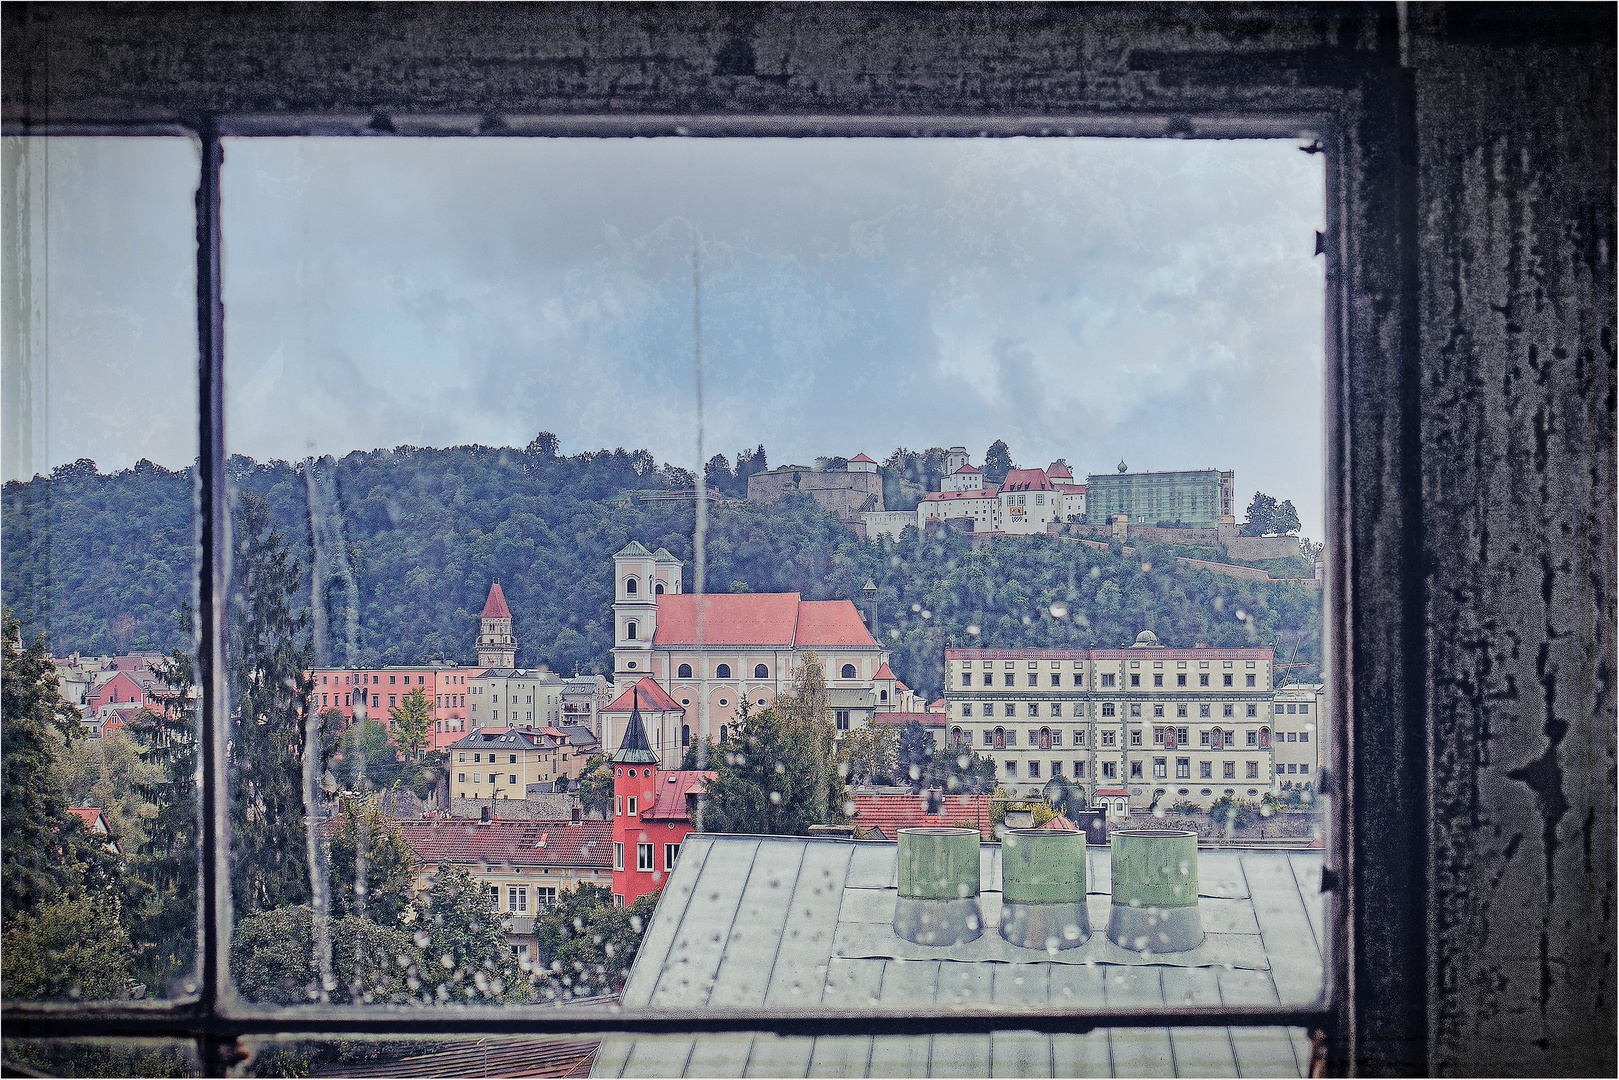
left=228, top=492, right=315, bottom=915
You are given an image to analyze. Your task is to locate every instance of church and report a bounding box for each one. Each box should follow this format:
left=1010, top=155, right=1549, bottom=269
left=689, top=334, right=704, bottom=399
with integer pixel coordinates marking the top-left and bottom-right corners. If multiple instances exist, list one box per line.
left=601, top=541, right=921, bottom=763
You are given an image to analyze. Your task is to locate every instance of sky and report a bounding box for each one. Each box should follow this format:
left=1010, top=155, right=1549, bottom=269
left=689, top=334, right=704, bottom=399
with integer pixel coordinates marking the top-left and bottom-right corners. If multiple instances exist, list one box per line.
left=3, top=136, right=1326, bottom=539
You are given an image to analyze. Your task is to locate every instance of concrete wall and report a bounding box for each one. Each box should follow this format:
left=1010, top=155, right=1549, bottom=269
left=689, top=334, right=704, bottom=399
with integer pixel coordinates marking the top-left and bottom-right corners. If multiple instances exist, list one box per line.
left=747, top=467, right=883, bottom=516
left=1223, top=535, right=1304, bottom=561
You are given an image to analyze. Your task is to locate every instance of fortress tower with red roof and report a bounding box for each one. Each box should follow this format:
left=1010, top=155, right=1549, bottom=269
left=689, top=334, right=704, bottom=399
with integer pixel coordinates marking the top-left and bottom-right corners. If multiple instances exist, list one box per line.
left=476, top=582, right=517, bottom=668
left=610, top=689, right=714, bottom=906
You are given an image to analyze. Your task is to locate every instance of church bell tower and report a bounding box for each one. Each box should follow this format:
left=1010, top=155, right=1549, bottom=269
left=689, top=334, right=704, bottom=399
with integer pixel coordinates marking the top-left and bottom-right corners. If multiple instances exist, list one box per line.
left=477, top=582, right=516, bottom=668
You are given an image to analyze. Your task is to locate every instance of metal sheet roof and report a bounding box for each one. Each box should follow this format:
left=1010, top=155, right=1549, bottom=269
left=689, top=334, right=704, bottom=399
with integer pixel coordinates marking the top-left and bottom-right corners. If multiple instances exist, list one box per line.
left=593, top=835, right=1323, bottom=1078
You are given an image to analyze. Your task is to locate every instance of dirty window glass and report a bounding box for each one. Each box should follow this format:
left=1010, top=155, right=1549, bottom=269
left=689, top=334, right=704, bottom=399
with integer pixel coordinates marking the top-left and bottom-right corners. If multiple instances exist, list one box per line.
left=212, top=135, right=1325, bottom=1035
left=1, top=137, right=201, bottom=1004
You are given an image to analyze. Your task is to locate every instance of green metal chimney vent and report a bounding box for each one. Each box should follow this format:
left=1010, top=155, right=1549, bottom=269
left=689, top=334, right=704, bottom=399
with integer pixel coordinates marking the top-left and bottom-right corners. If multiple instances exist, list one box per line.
left=999, top=828, right=1090, bottom=950
left=893, top=827, right=982, bottom=946
left=1107, top=828, right=1204, bottom=952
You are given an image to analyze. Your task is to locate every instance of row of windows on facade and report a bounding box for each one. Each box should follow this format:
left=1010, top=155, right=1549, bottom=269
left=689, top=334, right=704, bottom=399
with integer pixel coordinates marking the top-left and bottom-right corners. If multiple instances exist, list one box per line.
left=956, top=699, right=1282, bottom=718
left=656, top=661, right=862, bottom=681
left=486, top=884, right=559, bottom=912
left=960, top=671, right=1261, bottom=688
left=316, top=672, right=468, bottom=687
left=620, top=578, right=667, bottom=595
left=947, top=725, right=1302, bottom=749
left=317, top=692, right=467, bottom=709
left=613, top=840, right=681, bottom=874
left=989, top=757, right=1304, bottom=780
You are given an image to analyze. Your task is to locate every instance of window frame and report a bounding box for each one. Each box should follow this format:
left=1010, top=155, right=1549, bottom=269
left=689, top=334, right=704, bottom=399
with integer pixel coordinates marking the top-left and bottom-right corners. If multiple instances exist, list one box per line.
left=0, top=6, right=1436, bottom=1071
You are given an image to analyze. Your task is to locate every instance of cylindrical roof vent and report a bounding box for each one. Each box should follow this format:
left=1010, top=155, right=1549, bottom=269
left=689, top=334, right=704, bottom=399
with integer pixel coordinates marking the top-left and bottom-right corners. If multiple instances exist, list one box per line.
left=1107, top=828, right=1203, bottom=952
left=893, top=827, right=982, bottom=945
left=999, top=828, right=1090, bottom=950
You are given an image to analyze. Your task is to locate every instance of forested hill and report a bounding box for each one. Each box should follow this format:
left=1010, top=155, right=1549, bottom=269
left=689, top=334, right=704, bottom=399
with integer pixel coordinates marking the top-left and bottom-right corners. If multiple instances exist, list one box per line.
left=2, top=443, right=1323, bottom=698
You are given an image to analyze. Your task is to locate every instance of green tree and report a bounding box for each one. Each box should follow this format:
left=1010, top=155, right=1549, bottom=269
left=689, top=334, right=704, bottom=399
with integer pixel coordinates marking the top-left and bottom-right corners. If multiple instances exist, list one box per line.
left=53, top=725, right=163, bottom=857
left=388, top=687, right=433, bottom=761
left=534, top=889, right=659, bottom=1000
left=231, top=904, right=417, bottom=1006
left=415, top=864, right=525, bottom=1003
left=983, top=439, right=1015, bottom=485
left=1270, top=499, right=1302, bottom=535
left=1, top=893, right=136, bottom=1001
left=703, top=655, right=847, bottom=835
left=837, top=723, right=900, bottom=786
left=325, top=794, right=418, bottom=926
left=578, top=754, right=614, bottom=817
left=229, top=492, right=315, bottom=916
left=1240, top=492, right=1278, bottom=536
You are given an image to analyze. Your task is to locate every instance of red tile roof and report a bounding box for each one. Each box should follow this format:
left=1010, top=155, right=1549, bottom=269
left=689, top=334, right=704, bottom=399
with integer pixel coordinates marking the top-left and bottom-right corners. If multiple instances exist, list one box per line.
left=68, top=807, right=112, bottom=833
left=921, top=488, right=1000, bottom=502
left=1046, top=460, right=1074, bottom=479
left=605, top=677, right=683, bottom=713
left=849, top=792, right=997, bottom=840
left=481, top=582, right=512, bottom=619
left=1000, top=468, right=1055, bottom=491
left=871, top=711, right=945, bottom=728
left=1093, top=788, right=1131, bottom=798
left=644, top=770, right=717, bottom=820
left=651, top=594, right=878, bottom=649
left=848, top=453, right=876, bottom=464
left=872, top=662, right=896, bottom=680
left=952, top=463, right=980, bottom=474
left=396, top=819, right=613, bottom=869
left=794, top=601, right=881, bottom=648
left=1040, top=813, right=1079, bottom=830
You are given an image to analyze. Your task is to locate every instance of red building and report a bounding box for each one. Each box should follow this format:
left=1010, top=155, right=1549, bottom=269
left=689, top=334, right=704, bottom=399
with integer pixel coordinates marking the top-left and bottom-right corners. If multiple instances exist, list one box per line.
left=610, top=690, right=714, bottom=906
left=306, top=665, right=473, bottom=749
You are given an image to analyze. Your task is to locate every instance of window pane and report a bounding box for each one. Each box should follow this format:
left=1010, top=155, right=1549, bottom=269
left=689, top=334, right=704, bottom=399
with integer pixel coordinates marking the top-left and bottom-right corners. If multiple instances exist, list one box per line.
left=2, top=137, right=201, bottom=1004
left=215, top=136, right=1324, bottom=1019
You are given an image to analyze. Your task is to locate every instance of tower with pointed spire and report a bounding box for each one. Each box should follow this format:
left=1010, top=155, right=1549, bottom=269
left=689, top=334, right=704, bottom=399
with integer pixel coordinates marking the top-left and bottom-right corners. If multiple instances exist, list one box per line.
left=611, top=689, right=667, bottom=905
left=476, top=582, right=516, bottom=668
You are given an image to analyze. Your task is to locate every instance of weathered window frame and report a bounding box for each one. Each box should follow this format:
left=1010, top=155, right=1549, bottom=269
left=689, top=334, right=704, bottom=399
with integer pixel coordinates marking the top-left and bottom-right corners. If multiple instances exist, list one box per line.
left=0, top=5, right=1441, bottom=1075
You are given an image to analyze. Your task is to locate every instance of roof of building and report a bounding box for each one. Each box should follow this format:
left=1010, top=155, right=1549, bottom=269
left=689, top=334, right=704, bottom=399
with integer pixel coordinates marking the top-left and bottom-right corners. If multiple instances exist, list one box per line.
left=1093, top=787, right=1132, bottom=797
left=943, top=645, right=1274, bottom=661
left=605, top=677, right=683, bottom=714
left=643, top=770, right=718, bottom=821
left=610, top=693, right=661, bottom=764
left=481, top=582, right=512, bottom=619
left=397, top=819, right=612, bottom=868
left=1000, top=468, right=1056, bottom=492
left=615, top=541, right=652, bottom=557
left=1046, top=459, right=1074, bottom=479
left=593, top=834, right=1321, bottom=1078
left=448, top=728, right=549, bottom=751
left=872, top=662, right=896, bottom=680
left=870, top=711, right=945, bottom=728
left=652, top=594, right=879, bottom=650
left=68, top=807, right=112, bottom=833
left=652, top=547, right=678, bottom=561
left=558, top=724, right=601, bottom=747
left=849, top=791, right=998, bottom=840
left=848, top=453, right=876, bottom=464
left=920, top=487, right=1000, bottom=502
left=951, top=463, right=981, bottom=474
left=313, top=1037, right=600, bottom=1078
left=1040, top=813, right=1079, bottom=830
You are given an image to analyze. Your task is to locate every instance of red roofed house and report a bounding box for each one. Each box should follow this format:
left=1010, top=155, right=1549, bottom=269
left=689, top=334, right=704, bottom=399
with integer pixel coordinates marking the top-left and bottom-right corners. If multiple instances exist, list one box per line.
left=609, top=691, right=715, bottom=906
left=919, top=460, right=1085, bottom=535
left=848, top=791, right=998, bottom=841
left=68, top=807, right=122, bottom=855
left=608, top=541, right=916, bottom=763
left=393, top=816, right=613, bottom=964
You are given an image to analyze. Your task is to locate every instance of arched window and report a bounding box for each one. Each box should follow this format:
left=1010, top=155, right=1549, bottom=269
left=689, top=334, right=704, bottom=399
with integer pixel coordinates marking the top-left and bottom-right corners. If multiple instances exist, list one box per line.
left=880, top=689, right=888, bottom=701
left=681, top=724, right=690, bottom=747
left=624, top=621, right=637, bottom=640
left=677, top=663, right=692, bottom=679
left=840, top=664, right=857, bottom=679
left=1039, top=727, right=1051, bottom=749
left=1258, top=727, right=1271, bottom=749
left=754, top=663, right=768, bottom=679
left=719, top=725, right=728, bottom=743
left=655, top=582, right=664, bottom=595
left=624, top=577, right=637, bottom=595
left=994, top=727, right=1006, bottom=750
left=716, top=664, right=732, bottom=679
left=951, top=726, right=963, bottom=748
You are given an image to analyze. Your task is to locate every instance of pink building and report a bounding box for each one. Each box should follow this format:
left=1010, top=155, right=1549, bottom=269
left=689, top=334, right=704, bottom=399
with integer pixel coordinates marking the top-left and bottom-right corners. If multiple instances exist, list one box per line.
left=306, top=666, right=475, bottom=750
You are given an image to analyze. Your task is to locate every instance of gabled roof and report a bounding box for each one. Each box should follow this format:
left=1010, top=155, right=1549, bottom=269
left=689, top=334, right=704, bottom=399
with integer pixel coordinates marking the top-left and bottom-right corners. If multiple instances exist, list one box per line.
left=872, top=662, right=896, bottom=680
left=651, top=595, right=879, bottom=650
left=480, top=582, right=512, bottom=619
left=1040, top=813, right=1079, bottom=830
left=952, top=463, right=981, bottom=474
left=68, top=807, right=112, bottom=834
left=848, top=453, right=876, bottom=464
left=651, top=547, right=678, bottom=561
left=849, top=791, right=998, bottom=840
left=558, top=724, right=600, bottom=747
left=449, top=727, right=548, bottom=751
left=396, top=819, right=611, bottom=868
left=614, top=540, right=652, bottom=557
left=642, top=770, right=717, bottom=821
left=1046, top=459, right=1074, bottom=479
left=604, top=677, right=683, bottom=713
left=1093, top=787, right=1131, bottom=797
left=870, top=711, right=945, bottom=728
left=920, top=487, right=1000, bottom=502
left=1000, top=468, right=1055, bottom=491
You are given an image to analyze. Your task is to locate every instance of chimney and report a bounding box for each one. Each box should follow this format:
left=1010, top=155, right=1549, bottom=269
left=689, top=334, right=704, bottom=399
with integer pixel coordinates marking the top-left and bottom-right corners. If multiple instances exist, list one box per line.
left=892, top=827, right=982, bottom=946
left=571, top=805, right=582, bottom=824
left=999, top=828, right=1090, bottom=950
left=480, top=806, right=491, bottom=824
left=1107, top=828, right=1203, bottom=952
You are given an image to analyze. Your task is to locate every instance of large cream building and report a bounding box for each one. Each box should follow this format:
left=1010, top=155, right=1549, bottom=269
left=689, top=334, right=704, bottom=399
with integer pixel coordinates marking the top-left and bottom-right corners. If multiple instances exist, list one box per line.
left=943, top=631, right=1280, bottom=812
left=606, top=541, right=919, bottom=761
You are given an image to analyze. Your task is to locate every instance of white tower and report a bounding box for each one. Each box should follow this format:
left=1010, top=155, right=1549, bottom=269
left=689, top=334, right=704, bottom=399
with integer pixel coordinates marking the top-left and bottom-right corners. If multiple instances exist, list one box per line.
left=476, top=582, right=516, bottom=669
left=612, top=541, right=659, bottom=691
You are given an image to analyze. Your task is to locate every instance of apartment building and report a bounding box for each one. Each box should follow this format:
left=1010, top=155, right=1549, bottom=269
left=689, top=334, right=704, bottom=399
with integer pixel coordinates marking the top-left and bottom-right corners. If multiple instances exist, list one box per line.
left=307, top=665, right=473, bottom=750
left=942, top=631, right=1278, bottom=813
left=448, top=727, right=564, bottom=801
left=1272, top=682, right=1325, bottom=788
